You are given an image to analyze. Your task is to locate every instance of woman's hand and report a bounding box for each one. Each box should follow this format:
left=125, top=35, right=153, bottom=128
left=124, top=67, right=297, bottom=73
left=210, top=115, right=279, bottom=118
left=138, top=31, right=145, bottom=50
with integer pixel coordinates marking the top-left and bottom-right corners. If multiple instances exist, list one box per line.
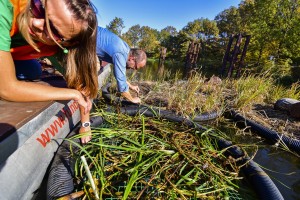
left=74, top=91, right=92, bottom=114
left=79, top=126, right=92, bottom=144
left=78, top=95, right=93, bottom=144
left=85, top=97, right=93, bottom=112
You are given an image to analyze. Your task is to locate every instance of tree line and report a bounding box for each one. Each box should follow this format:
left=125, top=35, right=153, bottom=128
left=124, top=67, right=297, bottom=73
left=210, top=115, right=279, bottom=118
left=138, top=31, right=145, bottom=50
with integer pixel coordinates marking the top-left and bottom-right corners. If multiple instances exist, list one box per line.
left=106, top=0, right=300, bottom=80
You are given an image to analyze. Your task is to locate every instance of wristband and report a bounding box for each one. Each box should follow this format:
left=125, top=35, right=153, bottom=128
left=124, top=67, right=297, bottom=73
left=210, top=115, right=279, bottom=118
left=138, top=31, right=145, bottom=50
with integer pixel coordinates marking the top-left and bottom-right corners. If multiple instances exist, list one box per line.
left=81, top=121, right=91, bottom=128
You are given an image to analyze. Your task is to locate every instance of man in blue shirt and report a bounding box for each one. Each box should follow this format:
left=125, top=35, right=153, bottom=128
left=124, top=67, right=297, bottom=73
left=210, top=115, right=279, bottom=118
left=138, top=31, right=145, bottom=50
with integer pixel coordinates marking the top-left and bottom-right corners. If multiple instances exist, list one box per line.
left=96, top=27, right=147, bottom=103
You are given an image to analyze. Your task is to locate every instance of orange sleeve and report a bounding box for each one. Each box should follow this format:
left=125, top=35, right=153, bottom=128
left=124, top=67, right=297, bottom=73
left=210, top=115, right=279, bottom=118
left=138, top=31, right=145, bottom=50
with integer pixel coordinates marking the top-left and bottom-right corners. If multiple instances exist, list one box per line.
left=11, top=43, right=58, bottom=60
left=9, top=0, right=28, bottom=36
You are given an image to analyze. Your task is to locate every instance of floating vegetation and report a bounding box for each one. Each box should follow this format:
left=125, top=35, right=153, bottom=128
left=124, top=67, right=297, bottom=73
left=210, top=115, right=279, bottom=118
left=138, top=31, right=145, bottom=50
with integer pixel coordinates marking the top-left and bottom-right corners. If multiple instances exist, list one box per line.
left=68, top=107, right=254, bottom=200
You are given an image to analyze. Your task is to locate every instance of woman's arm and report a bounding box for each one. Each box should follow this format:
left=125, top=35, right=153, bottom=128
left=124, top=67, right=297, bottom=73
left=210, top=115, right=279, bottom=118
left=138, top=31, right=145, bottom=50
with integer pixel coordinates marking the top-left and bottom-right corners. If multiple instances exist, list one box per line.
left=78, top=99, right=92, bottom=144
left=0, top=50, right=89, bottom=114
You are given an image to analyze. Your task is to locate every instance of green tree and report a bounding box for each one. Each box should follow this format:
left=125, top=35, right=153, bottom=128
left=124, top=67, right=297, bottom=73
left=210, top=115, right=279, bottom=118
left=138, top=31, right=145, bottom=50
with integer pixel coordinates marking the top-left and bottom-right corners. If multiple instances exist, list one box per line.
left=271, top=0, right=300, bottom=60
left=138, top=26, right=159, bottom=53
left=238, top=0, right=300, bottom=66
left=106, top=17, right=125, bottom=36
left=182, top=18, right=219, bottom=40
left=122, top=25, right=141, bottom=47
left=181, top=18, right=220, bottom=67
left=159, top=26, right=179, bottom=57
left=160, top=26, right=178, bottom=40
left=215, top=6, right=243, bottom=38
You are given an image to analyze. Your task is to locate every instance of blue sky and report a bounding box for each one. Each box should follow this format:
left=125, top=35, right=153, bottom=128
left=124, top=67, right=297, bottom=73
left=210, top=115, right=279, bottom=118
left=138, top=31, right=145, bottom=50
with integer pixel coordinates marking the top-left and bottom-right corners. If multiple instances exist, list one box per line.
left=91, top=0, right=241, bottom=32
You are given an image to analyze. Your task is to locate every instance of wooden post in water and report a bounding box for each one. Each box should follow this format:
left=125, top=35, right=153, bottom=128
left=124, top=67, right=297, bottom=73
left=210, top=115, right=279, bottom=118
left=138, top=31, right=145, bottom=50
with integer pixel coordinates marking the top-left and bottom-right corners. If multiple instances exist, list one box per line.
left=159, top=47, right=167, bottom=66
left=237, top=35, right=251, bottom=77
left=158, top=47, right=167, bottom=78
left=221, top=33, right=251, bottom=78
left=184, top=41, right=194, bottom=77
left=192, top=42, right=201, bottom=69
left=227, top=33, right=242, bottom=77
left=184, top=41, right=201, bottom=78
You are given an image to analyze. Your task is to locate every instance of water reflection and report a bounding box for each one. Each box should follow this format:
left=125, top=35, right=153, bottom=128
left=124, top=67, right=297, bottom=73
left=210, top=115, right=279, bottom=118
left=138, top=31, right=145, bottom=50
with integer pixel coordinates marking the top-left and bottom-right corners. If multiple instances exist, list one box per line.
left=219, top=122, right=300, bottom=200
left=254, top=148, right=300, bottom=200
left=137, top=59, right=184, bottom=81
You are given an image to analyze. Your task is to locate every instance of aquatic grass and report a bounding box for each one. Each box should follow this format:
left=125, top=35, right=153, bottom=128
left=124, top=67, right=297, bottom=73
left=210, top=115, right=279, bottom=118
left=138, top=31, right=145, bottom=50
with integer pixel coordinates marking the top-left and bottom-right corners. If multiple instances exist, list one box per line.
left=220, top=72, right=300, bottom=113
left=140, top=72, right=226, bottom=118
left=90, top=62, right=300, bottom=198
left=266, top=81, right=300, bottom=104
left=69, top=108, right=254, bottom=199
left=227, top=74, right=273, bottom=111
left=106, top=62, right=299, bottom=144
left=132, top=70, right=299, bottom=141
left=106, top=70, right=226, bottom=119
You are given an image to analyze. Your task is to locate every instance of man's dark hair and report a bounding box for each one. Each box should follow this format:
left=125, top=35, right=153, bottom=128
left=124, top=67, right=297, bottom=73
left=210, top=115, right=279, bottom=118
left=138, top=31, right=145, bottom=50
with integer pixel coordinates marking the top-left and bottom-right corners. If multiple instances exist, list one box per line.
left=130, top=48, right=147, bottom=63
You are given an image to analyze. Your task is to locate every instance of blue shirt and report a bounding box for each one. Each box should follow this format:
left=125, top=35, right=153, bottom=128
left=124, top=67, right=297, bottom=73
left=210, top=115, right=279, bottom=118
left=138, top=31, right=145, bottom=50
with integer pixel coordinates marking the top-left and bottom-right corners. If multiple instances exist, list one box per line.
left=96, top=27, right=129, bottom=92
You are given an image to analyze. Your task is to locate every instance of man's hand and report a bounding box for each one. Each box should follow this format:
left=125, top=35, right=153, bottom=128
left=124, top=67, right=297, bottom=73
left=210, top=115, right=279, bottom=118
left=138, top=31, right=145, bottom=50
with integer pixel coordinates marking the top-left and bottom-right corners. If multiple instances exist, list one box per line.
left=121, top=91, right=141, bottom=104
left=130, top=85, right=140, bottom=94
left=127, top=81, right=140, bottom=94
left=79, top=126, right=92, bottom=144
left=131, top=97, right=141, bottom=104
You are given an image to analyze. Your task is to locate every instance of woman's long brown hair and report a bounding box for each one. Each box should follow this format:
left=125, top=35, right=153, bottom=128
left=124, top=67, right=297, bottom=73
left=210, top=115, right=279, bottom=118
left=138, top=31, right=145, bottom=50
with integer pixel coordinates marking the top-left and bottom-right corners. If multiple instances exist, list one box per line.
left=17, top=4, right=39, bottom=52
left=17, top=0, right=99, bottom=98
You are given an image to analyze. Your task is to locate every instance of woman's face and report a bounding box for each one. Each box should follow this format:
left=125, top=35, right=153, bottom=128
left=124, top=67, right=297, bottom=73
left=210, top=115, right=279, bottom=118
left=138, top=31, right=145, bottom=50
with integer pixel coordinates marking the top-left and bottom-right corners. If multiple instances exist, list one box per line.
left=28, top=0, right=81, bottom=46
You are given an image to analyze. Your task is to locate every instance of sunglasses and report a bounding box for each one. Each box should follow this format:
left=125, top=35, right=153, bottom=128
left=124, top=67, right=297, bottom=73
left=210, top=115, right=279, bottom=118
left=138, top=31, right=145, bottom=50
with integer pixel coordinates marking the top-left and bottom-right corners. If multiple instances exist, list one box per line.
left=30, top=0, right=65, bottom=42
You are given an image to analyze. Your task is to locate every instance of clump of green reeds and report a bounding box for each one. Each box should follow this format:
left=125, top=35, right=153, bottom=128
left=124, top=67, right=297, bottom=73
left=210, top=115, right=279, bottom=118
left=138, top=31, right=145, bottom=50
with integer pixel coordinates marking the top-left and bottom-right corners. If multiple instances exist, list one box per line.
left=223, top=72, right=300, bottom=112
left=138, top=66, right=300, bottom=114
left=69, top=108, right=250, bottom=199
left=140, top=72, right=226, bottom=119
left=226, top=73, right=273, bottom=111
left=265, top=81, right=300, bottom=104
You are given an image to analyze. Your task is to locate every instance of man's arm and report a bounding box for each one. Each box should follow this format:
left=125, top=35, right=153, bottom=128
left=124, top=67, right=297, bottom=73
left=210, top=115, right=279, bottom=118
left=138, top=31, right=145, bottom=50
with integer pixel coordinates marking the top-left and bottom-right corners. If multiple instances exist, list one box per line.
left=112, top=53, right=141, bottom=103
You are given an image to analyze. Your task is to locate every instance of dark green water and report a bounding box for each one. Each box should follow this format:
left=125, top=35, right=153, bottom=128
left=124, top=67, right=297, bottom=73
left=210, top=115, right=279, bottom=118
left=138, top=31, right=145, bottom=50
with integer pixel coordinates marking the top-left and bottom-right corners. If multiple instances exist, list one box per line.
left=254, top=148, right=300, bottom=199
left=136, top=59, right=220, bottom=81
left=136, top=59, right=185, bottom=81
left=220, top=123, right=300, bottom=200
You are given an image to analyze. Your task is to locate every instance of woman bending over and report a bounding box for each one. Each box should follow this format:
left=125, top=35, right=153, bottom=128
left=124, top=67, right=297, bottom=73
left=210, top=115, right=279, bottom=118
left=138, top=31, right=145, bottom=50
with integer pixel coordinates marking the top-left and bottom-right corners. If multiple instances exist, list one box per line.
left=0, top=0, right=98, bottom=143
